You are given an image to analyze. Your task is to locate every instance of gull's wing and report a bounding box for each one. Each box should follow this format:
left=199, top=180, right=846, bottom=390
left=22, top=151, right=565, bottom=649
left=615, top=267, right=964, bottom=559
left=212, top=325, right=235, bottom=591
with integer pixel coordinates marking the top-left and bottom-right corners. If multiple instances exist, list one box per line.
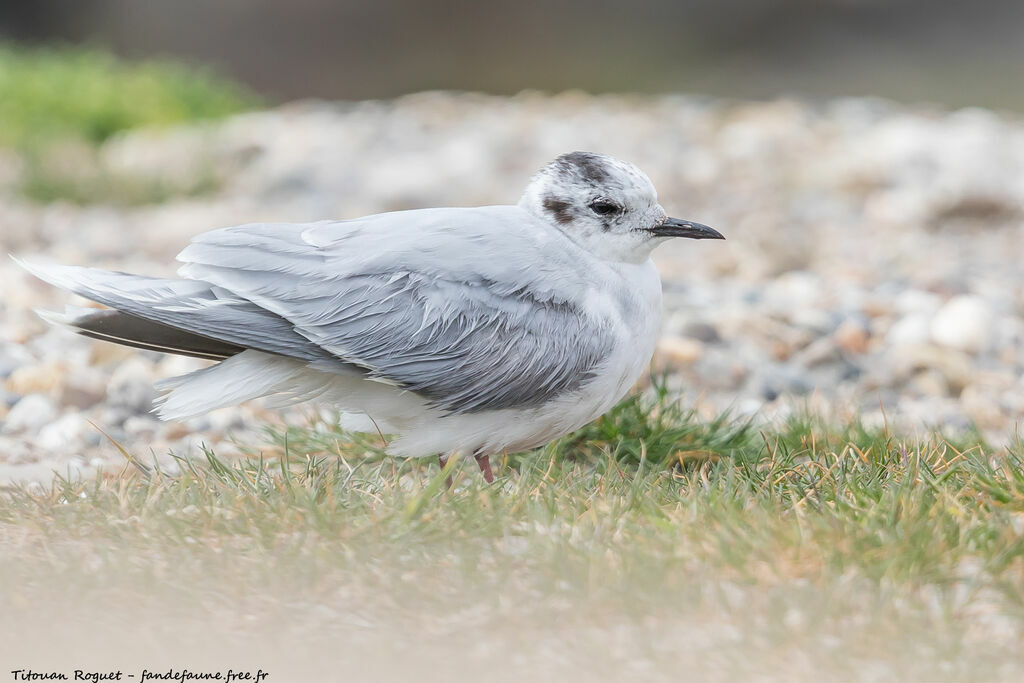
left=176, top=207, right=617, bottom=413
left=15, top=259, right=338, bottom=362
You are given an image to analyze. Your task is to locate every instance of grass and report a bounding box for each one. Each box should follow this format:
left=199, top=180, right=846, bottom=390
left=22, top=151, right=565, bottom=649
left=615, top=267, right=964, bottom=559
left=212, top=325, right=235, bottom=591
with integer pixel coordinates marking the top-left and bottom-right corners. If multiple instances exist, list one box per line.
left=17, top=156, right=224, bottom=207
left=2, top=388, right=1024, bottom=680
left=0, top=43, right=258, bottom=205
left=0, top=44, right=257, bottom=148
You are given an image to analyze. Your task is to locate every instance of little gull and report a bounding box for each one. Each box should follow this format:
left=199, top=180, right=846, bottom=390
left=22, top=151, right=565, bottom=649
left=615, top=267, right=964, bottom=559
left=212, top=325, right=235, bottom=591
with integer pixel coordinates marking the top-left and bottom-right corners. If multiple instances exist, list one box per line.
left=17, top=151, right=724, bottom=482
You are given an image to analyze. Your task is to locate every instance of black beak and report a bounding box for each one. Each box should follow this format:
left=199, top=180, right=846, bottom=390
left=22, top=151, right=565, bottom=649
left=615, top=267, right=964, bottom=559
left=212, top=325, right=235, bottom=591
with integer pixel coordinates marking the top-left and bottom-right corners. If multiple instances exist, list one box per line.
left=647, top=217, right=725, bottom=240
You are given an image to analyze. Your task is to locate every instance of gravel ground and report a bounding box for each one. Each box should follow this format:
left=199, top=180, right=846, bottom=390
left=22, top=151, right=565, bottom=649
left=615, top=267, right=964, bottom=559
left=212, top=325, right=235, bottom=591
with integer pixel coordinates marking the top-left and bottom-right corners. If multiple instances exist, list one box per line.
left=2, top=92, right=1023, bottom=483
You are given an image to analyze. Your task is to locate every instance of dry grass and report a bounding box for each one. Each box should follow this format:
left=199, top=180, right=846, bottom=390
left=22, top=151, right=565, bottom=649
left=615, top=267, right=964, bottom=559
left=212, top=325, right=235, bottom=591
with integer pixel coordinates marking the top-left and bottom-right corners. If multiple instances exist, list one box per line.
left=2, top=389, right=1024, bottom=681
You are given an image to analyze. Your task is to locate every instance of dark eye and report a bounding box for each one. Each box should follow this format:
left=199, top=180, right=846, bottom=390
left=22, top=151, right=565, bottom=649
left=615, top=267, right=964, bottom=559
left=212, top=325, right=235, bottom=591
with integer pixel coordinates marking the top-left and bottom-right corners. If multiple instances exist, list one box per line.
left=589, top=201, right=620, bottom=216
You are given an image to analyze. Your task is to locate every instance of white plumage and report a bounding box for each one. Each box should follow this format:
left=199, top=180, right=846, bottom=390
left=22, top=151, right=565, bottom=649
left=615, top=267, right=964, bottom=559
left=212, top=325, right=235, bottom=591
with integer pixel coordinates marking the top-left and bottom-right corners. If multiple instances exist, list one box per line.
left=19, top=151, right=723, bottom=480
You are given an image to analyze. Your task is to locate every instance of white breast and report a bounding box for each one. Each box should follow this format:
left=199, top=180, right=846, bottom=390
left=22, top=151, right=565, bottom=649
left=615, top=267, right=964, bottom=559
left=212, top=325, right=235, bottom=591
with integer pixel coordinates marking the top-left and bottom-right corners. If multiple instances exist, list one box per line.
left=570, top=258, right=663, bottom=423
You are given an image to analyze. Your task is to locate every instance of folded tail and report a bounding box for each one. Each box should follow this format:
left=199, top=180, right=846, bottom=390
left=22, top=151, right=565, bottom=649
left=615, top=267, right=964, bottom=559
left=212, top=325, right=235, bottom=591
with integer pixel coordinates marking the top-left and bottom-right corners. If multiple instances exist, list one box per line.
left=14, top=258, right=363, bottom=420
left=15, top=258, right=333, bottom=363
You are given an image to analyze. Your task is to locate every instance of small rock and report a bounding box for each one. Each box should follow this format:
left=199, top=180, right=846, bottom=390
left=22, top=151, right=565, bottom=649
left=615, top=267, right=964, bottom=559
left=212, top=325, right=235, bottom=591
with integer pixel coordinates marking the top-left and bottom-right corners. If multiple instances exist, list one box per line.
left=961, top=384, right=1005, bottom=429
left=694, top=351, right=749, bottom=392
left=125, top=413, right=163, bottom=440
left=162, top=421, right=192, bottom=440
left=98, top=406, right=133, bottom=428
left=184, top=416, right=213, bottom=432
left=124, top=415, right=159, bottom=439
left=0, top=349, right=27, bottom=380
left=834, top=319, right=870, bottom=354
left=890, top=344, right=973, bottom=393
left=886, top=314, right=932, bottom=346
left=894, top=289, right=943, bottom=315
left=6, top=362, right=64, bottom=396
left=37, top=413, right=89, bottom=451
left=2, top=394, right=57, bottom=434
left=930, top=295, right=994, bottom=353
left=107, top=359, right=155, bottom=415
left=758, top=369, right=814, bottom=400
left=656, top=337, right=704, bottom=366
left=208, top=410, right=247, bottom=432
left=59, top=367, right=107, bottom=409
left=764, top=271, right=822, bottom=311
left=909, top=369, right=951, bottom=397
left=681, top=321, right=721, bottom=343
left=793, top=336, right=843, bottom=368
left=0, top=436, right=36, bottom=464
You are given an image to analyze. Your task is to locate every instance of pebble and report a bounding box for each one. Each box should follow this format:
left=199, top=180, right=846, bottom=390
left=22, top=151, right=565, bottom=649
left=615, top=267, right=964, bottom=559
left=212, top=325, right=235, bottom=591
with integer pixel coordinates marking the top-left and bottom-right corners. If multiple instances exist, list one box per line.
left=930, top=295, right=995, bottom=353
left=6, top=362, right=64, bottom=395
left=0, top=349, right=27, bottom=379
left=3, top=394, right=57, bottom=434
left=656, top=337, right=704, bottom=366
left=908, top=369, right=951, bottom=398
left=59, top=367, right=108, bottom=409
left=793, top=336, right=844, bottom=368
left=834, top=319, right=870, bottom=355
left=681, top=321, right=722, bottom=344
left=2, top=92, right=1024, bottom=481
left=106, top=358, right=156, bottom=415
left=37, top=412, right=89, bottom=451
left=123, top=415, right=159, bottom=439
left=758, top=369, right=814, bottom=401
left=960, top=384, right=1005, bottom=429
left=890, top=344, right=973, bottom=394
left=0, top=436, right=36, bottom=464
left=886, top=314, right=932, bottom=346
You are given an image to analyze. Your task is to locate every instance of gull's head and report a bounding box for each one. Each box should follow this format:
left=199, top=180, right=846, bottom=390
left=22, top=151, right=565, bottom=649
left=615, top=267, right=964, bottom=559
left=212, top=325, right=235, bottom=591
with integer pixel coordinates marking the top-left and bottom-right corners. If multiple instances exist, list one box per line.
left=519, top=151, right=723, bottom=263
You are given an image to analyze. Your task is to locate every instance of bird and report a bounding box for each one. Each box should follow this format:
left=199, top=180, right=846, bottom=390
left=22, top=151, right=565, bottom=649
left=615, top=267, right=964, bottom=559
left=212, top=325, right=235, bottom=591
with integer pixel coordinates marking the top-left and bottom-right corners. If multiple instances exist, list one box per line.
left=17, top=151, right=724, bottom=483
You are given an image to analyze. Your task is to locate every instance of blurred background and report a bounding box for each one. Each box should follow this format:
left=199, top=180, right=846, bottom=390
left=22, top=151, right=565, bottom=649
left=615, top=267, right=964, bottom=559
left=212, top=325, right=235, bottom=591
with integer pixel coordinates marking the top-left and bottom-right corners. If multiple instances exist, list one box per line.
left=1, top=0, right=1023, bottom=474
left=3, top=3, right=1024, bottom=681
left=3, top=0, right=1024, bottom=110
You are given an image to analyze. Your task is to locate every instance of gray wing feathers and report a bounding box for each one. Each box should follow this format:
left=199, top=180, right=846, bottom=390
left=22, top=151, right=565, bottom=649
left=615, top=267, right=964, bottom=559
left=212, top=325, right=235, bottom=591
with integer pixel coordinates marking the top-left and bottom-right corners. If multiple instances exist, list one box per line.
left=19, top=261, right=336, bottom=363
left=24, top=208, right=616, bottom=415
left=296, top=271, right=611, bottom=413
left=178, top=218, right=615, bottom=413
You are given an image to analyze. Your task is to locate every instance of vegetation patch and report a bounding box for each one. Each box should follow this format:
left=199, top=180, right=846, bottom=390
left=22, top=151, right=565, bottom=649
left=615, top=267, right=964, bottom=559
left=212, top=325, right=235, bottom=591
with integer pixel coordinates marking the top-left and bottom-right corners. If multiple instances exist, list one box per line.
left=0, top=44, right=257, bottom=148
left=2, top=389, right=1022, bottom=678
left=0, top=44, right=257, bottom=205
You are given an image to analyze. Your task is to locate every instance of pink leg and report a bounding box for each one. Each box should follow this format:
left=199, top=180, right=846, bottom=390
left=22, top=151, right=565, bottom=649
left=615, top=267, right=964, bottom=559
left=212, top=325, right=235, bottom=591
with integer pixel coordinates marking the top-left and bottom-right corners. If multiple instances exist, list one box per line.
left=475, top=453, right=495, bottom=483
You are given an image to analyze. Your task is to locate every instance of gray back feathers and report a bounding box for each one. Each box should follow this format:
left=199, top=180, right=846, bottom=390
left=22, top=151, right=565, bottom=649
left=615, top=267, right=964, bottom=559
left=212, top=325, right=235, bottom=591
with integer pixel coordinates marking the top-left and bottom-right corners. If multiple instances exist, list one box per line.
left=176, top=209, right=618, bottom=413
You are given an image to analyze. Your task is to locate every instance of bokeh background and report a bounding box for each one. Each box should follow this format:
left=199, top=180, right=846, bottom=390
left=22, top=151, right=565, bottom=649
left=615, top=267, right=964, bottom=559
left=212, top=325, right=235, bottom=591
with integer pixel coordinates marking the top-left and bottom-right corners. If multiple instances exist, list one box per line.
left=3, top=2, right=1024, bottom=681
left=4, top=0, right=1024, bottom=110
left=2, top=0, right=1024, bottom=481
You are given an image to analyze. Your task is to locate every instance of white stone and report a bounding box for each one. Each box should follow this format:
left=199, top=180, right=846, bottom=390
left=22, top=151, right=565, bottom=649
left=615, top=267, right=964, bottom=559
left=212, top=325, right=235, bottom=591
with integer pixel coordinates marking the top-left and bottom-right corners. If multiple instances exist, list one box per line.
left=2, top=394, right=57, bottom=434
left=894, top=289, right=943, bottom=315
left=887, top=314, right=932, bottom=346
left=37, top=412, right=90, bottom=450
left=107, top=358, right=156, bottom=415
left=930, top=295, right=995, bottom=353
left=0, top=435, right=36, bottom=464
